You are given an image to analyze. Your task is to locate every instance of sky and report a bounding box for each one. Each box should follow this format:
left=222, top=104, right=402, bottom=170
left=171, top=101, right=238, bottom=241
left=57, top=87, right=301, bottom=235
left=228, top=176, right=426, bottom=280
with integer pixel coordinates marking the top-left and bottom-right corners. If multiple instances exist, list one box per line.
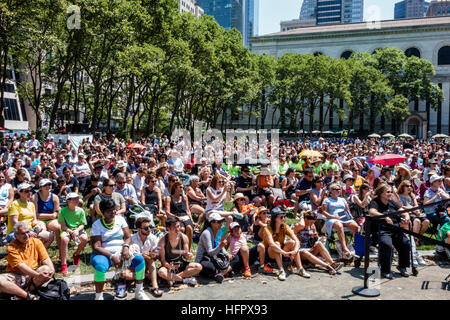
left=259, top=0, right=399, bottom=35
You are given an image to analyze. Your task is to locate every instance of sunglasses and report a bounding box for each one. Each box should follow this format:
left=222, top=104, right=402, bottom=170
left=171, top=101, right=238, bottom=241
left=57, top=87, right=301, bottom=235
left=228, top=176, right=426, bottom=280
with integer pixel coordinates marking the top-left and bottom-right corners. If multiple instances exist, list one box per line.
left=106, top=184, right=116, bottom=187
left=21, top=189, right=32, bottom=193
left=117, top=181, right=125, bottom=185
left=149, top=180, right=157, bottom=183
left=278, top=215, right=286, bottom=219
left=140, top=226, right=151, bottom=231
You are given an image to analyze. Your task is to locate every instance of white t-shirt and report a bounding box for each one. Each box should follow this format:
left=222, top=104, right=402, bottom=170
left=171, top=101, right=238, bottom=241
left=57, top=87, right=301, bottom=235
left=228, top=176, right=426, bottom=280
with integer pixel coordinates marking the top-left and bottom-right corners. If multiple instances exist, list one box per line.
left=0, top=183, right=12, bottom=207
left=132, top=173, right=145, bottom=197
left=131, top=232, right=158, bottom=254
left=73, top=163, right=91, bottom=177
left=90, top=215, right=128, bottom=254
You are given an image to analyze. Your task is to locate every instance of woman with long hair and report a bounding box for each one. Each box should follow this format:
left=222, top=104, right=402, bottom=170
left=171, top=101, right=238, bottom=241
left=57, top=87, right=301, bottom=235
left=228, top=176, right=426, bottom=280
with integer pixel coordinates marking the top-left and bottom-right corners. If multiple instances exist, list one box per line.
left=281, top=168, right=297, bottom=201
left=140, top=173, right=165, bottom=223
left=165, top=181, right=195, bottom=250
left=186, top=175, right=206, bottom=228
left=262, top=207, right=310, bottom=281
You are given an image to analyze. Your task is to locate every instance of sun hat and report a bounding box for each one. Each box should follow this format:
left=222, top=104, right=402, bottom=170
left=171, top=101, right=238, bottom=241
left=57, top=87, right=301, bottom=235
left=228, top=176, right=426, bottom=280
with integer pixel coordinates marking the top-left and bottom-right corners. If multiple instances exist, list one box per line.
left=396, top=163, right=411, bottom=176
left=116, top=160, right=127, bottom=168
left=343, top=174, right=355, bottom=182
left=270, top=206, right=285, bottom=217
left=257, top=206, right=269, bottom=215
left=233, top=193, right=246, bottom=202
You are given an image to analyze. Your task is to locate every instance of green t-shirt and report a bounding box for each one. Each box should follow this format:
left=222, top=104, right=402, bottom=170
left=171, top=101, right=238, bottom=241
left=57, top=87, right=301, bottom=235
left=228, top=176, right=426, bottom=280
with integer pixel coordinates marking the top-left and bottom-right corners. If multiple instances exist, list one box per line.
left=278, top=163, right=289, bottom=175
left=222, top=163, right=241, bottom=177
left=437, top=221, right=450, bottom=242
left=58, top=206, right=87, bottom=230
left=323, top=161, right=339, bottom=172
left=312, top=164, right=322, bottom=175
left=289, top=161, right=304, bottom=172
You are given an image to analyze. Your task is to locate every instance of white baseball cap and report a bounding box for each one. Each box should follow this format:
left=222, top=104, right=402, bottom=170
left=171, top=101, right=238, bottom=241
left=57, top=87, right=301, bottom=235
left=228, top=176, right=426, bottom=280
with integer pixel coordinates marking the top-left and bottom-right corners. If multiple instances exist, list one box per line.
left=230, top=222, right=240, bottom=230
left=17, top=183, right=32, bottom=191
left=208, top=212, right=224, bottom=222
left=429, top=174, right=443, bottom=184
left=39, top=179, right=52, bottom=187
left=66, top=192, right=80, bottom=200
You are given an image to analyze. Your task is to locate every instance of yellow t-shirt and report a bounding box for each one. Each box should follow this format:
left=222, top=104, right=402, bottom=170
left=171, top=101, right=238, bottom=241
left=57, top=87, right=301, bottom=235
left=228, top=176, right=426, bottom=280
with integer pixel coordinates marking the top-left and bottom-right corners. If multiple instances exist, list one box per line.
left=7, top=200, right=36, bottom=234
left=354, top=176, right=364, bottom=193
left=263, top=223, right=296, bottom=248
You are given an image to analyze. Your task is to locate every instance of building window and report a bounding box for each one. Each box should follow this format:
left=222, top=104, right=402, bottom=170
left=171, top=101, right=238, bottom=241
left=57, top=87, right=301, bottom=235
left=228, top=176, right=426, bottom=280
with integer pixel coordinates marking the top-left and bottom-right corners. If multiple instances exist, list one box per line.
left=1, top=83, right=15, bottom=93
left=340, top=51, right=353, bottom=59
left=313, top=51, right=324, bottom=56
left=438, top=46, right=450, bottom=65
left=405, top=47, right=420, bottom=58
left=3, top=98, right=21, bottom=121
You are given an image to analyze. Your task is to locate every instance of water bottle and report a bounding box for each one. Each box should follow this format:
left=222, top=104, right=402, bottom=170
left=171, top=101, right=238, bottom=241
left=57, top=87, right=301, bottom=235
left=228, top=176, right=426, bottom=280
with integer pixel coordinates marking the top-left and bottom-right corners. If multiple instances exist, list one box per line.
left=74, top=236, right=80, bottom=245
left=115, top=283, right=127, bottom=300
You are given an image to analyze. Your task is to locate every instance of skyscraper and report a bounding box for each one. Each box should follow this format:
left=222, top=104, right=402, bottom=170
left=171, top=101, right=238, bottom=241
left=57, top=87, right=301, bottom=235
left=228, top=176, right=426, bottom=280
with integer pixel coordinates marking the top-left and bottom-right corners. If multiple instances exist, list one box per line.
left=426, top=0, right=450, bottom=16
left=394, top=0, right=430, bottom=19
left=300, top=0, right=317, bottom=21
left=341, top=0, right=363, bottom=23
left=198, top=0, right=244, bottom=33
left=317, top=0, right=342, bottom=25
left=244, top=0, right=259, bottom=47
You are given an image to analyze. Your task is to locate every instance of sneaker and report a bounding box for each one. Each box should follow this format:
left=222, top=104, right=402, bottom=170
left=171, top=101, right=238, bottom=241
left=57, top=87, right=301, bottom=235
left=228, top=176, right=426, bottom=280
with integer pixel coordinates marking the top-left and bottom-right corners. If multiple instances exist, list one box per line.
left=381, top=272, right=393, bottom=280
left=416, top=256, right=428, bottom=266
left=61, top=264, right=68, bottom=274
left=296, top=267, right=311, bottom=278
left=135, top=290, right=150, bottom=300
left=73, top=254, right=81, bottom=266
left=244, top=267, right=251, bottom=278
left=369, top=246, right=378, bottom=253
left=259, top=264, right=274, bottom=273
left=214, top=273, right=224, bottom=283
left=183, top=277, right=198, bottom=286
left=278, top=269, right=287, bottom=281
left=396, top=267, right=409, bottom=277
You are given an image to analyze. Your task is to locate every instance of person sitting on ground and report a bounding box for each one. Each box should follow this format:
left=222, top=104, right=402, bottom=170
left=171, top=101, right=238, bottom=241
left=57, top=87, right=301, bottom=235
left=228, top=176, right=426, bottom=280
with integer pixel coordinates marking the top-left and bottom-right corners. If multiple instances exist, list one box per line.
left=94, top=178, right=126, bottom=217
left=0, top=222, right=55, bottom=300
left=83, top=175, right=102, bottom=223
left=165, top=181, right=195, bottom=250
left=58, top=193, right=88, bottom=274
left=256, top=166, right=275, bottom=208
left=321, top=183, right=360, bottom=259
left=224, top=222, right=257, bottom=278
left=437, top=220, right=450, bottom=258
left=262, top=207, right=311, bottom=281
left=250, top=207, right=273, bottom=273
left=195, top=213, right=232, bottom=283
left=157, top=217, right=202, bottom=287
left=293, top=211, right=344, bottom=275
left=204, top=174, right=234, bottom=223
left=90, top=198, right=149, bottom=300
left=281, top=168, right=298, bottom=201
left=6, top=183, right=53, bottom=248
left=130, top=217, right=163, bottom=297
left=231, top=193, right=256, bottom=232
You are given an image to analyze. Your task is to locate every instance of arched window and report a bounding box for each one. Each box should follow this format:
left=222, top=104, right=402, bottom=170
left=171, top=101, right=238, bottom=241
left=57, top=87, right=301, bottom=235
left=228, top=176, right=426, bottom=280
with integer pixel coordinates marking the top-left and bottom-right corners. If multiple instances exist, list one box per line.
left=340, top=50, right=353, bottom=59
left=438, top=46, right=450, bottom=65
left=313, top=51, right=323, bottom=56
left=405, top=47, right=420, bottom=58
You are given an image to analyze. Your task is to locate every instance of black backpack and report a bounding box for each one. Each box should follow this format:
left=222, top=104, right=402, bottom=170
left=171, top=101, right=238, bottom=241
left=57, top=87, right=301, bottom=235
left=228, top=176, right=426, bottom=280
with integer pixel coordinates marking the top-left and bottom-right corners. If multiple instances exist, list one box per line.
left=32, top=278, right=70, bottom=300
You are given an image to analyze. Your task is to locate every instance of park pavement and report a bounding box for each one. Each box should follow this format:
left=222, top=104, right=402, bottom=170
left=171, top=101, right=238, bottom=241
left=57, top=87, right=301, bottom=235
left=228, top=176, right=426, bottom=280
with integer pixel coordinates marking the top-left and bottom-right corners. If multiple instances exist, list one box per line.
left=70, top=258, right=449, bottom=300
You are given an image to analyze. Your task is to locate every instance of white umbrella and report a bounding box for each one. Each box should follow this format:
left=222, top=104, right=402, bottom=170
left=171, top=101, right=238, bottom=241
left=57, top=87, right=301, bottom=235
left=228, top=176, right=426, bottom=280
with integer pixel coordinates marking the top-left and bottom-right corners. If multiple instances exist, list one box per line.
left=368, top=133, right=381, bottom=138
left=382, top=133, right=395, bottom=138
left=312, top=130, right=320, bottom=134
left=432, top=133, right=449, bottom=139
left=398, top=133, right=414, bottom=139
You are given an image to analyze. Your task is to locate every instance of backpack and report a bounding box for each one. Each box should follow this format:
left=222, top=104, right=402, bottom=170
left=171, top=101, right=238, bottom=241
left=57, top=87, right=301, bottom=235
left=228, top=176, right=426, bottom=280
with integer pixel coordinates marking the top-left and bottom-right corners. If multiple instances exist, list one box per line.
left=32, top=278, right=70, bottom=300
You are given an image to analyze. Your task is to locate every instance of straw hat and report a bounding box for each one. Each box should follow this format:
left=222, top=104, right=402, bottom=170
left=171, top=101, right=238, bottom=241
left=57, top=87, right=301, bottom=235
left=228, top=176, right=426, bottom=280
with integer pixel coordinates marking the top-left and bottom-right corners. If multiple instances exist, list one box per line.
left=233, top=193, right=246, bottom=202
left=396, top=163, right=411, bottom=176
left=257, top=206, right=269, bottom=215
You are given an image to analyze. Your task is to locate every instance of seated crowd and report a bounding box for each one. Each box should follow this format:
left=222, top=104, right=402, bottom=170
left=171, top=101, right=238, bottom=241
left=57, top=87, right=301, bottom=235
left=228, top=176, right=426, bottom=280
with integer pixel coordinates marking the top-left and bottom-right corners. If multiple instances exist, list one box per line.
left=0, top=133, right=449, bottom=299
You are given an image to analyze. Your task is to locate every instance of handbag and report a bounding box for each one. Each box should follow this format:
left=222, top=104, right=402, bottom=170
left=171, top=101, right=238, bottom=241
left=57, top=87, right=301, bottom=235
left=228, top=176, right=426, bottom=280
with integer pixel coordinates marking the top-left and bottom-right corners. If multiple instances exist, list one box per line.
left=30, top=277, right=70, bottom=300
left=209, top=251, right=230, bottom=271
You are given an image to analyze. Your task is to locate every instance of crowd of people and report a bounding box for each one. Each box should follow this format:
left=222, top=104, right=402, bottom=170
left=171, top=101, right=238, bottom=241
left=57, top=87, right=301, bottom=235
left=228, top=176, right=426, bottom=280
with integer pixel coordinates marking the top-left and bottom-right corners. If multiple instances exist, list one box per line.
left=0, top=132, right=449, bottom=300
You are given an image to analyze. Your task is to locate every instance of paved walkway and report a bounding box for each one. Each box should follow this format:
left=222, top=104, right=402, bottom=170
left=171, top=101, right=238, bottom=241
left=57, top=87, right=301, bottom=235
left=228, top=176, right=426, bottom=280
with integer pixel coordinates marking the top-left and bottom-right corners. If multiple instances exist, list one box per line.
left=70, top=263, right=450, bottom=300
